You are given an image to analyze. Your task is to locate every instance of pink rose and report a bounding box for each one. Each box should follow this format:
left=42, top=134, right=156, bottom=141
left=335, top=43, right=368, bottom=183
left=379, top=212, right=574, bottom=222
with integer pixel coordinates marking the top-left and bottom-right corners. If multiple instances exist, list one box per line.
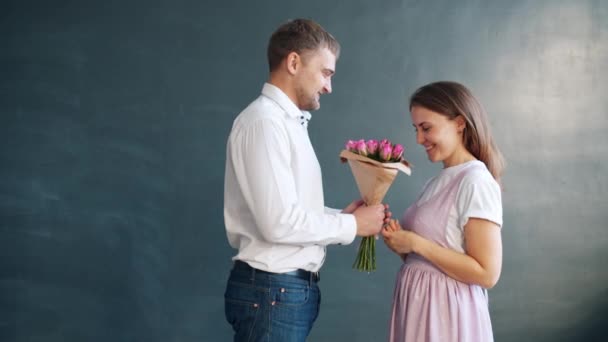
left=345, top=140, right=357, bottom=152
left=355, top=139, right=368, bottom=156
left=379, top=144, right=392, bottom=161
left=366, top=140, right=379, bottom=155
left=392, top=144, right=404, bottom=161
left=379, top=139, right=391, bottom=148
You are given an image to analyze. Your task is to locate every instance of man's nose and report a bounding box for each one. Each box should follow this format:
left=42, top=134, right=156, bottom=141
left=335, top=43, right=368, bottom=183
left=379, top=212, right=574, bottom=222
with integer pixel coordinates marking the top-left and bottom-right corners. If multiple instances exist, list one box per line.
left=323, top=80, right=332, bottom=94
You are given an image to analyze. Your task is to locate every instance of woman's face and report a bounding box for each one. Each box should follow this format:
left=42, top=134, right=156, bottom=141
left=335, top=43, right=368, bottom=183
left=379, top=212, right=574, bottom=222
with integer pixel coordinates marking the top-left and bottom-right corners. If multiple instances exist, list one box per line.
left=410, top=105, right=466, bottom=168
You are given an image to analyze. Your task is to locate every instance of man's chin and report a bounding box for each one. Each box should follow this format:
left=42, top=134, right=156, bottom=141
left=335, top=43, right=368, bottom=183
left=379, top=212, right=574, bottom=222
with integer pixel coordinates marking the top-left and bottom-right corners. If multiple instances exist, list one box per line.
left=303, top=101, right=320, bottom=111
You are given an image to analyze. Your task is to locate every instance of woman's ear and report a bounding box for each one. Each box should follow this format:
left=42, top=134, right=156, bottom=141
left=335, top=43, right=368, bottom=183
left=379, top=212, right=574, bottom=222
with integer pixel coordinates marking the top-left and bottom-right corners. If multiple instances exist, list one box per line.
left=456, top=115, right=467, bottom=133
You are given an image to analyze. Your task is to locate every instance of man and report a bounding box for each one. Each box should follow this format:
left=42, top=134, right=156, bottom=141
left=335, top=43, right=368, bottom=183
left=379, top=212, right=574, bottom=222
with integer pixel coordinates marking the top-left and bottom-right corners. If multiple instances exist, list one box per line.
left=223, top=18, right=389, bottom=341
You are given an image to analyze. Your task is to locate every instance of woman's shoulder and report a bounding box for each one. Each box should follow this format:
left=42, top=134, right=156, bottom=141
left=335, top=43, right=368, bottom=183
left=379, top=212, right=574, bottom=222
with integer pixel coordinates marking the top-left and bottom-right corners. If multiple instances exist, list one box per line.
left=454, top=161, right=503, bottom=227
left=460, top=161, right=499, bottom=188
left=456, top=161, right=502, bottom=210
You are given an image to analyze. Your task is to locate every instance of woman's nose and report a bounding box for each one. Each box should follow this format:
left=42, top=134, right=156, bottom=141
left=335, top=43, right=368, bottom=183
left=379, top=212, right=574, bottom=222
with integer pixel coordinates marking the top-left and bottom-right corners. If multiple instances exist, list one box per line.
left=416, top=131, right=424, bottom=144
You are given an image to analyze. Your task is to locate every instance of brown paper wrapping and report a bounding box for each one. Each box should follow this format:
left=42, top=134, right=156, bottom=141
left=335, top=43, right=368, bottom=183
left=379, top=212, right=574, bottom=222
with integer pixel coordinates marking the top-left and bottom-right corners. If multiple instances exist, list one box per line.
left=340, top=150, right=412, bottom=205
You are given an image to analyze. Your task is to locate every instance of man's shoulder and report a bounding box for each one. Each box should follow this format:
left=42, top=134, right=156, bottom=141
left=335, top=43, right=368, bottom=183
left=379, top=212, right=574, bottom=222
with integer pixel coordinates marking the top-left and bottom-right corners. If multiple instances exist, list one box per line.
left=233, top=95, right=286, bottom=129
left=243, top=95, right=283, bottom=117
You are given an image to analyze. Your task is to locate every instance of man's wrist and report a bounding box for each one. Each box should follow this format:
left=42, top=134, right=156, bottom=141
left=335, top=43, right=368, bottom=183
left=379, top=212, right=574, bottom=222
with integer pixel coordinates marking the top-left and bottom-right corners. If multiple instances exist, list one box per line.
left=340, top=214, right=357, bottom=244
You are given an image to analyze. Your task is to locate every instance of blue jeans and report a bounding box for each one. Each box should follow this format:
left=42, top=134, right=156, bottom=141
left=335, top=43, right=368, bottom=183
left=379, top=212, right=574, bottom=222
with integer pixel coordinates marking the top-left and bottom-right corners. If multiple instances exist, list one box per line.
left=224, top=261, right=321, bottom=342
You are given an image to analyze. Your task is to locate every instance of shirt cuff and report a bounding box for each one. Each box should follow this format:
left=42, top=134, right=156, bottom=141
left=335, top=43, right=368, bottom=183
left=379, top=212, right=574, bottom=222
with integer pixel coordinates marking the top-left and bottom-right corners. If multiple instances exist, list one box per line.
left=324, top=206, right=342, bottom=215
left=336, top=213, right=357, bottom=245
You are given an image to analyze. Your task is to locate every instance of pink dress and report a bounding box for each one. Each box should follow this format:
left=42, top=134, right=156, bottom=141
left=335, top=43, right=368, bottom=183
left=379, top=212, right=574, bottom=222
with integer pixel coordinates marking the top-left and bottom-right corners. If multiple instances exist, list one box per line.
left=388, top=164, right=494, bottom=342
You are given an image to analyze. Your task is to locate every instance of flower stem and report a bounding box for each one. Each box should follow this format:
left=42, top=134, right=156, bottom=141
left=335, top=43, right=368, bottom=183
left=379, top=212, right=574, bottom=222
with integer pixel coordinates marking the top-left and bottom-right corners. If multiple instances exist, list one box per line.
left=353, top=236, right=377, bottom=272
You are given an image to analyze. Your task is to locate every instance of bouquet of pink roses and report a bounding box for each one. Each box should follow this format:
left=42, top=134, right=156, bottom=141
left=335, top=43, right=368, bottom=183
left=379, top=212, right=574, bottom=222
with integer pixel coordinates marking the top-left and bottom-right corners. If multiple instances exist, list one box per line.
left=340, top=139, right=412, bottom=272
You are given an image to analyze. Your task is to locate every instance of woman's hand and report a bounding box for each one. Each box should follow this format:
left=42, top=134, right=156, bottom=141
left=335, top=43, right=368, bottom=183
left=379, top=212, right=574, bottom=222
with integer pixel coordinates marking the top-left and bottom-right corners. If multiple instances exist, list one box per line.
left=386, top=217, right=503, bottom=289
left=383, top=203, right=392, bottom=225
left=381, top=219, right=420, bottom=255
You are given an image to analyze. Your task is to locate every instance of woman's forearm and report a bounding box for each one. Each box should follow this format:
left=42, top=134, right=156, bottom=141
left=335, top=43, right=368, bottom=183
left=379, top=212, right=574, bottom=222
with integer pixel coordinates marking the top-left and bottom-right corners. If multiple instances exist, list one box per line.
left=413, top=236, right=498, bottom=288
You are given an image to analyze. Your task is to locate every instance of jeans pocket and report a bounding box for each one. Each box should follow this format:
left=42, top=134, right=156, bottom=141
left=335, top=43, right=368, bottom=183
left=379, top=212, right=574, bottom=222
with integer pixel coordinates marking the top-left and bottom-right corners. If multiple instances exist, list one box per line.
left=272, top=284, right=319, bottom=335
left=224, top=281, right=261, bottom=337
left=276, top=284, right=310, bottom=306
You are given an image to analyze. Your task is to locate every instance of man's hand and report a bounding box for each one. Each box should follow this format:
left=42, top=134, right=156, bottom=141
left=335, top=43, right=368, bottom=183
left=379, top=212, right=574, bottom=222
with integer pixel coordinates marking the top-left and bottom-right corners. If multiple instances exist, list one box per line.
left=342, top=199, right=365, bottom=214
left=353, top=203, right=389, bottom=236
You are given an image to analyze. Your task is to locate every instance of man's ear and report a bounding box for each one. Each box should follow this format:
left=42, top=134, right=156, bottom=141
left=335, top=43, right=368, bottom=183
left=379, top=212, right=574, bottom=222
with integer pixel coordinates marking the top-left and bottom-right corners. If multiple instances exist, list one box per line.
left=285, top=52, right=300, bottom=75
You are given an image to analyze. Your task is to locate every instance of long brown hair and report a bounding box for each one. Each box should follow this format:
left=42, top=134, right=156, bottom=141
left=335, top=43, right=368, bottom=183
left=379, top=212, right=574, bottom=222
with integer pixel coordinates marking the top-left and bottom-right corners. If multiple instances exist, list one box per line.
left=409, top=81, right=505, bottom=183
left=267, top=18, right=341, bottom=72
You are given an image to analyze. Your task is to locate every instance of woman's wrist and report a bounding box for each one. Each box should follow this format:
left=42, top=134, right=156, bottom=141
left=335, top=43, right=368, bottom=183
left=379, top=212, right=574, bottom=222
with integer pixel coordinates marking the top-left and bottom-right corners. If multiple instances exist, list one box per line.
left=412, top=234, right=426, bottom=255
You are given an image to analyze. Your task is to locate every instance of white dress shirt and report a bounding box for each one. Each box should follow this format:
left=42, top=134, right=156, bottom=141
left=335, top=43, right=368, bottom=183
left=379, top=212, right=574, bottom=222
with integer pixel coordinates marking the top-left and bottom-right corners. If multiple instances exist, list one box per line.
left=224, top=83, right=357, bottom=273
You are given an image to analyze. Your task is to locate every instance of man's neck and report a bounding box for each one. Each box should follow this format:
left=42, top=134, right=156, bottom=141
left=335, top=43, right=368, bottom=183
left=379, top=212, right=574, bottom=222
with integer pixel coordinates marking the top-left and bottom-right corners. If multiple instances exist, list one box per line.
left=268, top=74, right=299, bottom=108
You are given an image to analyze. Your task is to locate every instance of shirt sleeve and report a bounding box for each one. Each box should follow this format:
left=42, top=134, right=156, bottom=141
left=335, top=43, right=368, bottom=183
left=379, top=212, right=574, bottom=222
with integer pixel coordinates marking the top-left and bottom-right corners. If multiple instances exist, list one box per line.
left=324, top=207, right=342, bottom=215
left=229, top=118, right=357, bottom=246
left=456, top=171, right=503, bottom=229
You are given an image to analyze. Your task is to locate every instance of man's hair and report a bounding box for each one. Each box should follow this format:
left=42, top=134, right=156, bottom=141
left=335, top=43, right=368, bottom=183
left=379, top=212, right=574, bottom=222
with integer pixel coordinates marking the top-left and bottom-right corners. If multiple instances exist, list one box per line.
left=267, top=18, right=340, bottom=72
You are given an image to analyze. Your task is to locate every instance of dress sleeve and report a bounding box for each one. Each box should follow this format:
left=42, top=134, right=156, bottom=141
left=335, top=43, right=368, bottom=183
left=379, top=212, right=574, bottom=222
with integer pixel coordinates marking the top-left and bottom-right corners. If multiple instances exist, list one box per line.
left=456, top=171, right=503, bottom=229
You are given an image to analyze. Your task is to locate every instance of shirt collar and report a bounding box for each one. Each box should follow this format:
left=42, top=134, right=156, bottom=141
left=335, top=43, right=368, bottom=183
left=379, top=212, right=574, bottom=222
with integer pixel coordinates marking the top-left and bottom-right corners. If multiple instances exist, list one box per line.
left=261, top=83, right=312, bottom=128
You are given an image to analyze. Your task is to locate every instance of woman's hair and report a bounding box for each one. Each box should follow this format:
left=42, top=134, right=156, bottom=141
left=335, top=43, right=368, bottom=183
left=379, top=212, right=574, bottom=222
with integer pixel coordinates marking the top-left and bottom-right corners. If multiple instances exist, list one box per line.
left=267, top=18, right=340, bottom=72
left=409, top=81, right=505, bottom=182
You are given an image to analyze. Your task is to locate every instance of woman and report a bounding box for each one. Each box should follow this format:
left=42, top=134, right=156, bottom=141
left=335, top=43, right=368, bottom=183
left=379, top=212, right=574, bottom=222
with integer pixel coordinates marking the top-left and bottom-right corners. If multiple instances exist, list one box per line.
left=382, top=81, right=504, bottom=341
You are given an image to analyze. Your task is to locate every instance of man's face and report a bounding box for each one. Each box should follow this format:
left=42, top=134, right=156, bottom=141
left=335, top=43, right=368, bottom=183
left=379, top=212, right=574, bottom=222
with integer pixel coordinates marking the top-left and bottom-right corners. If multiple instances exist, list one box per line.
left=294, top=47, right=336, bottom=111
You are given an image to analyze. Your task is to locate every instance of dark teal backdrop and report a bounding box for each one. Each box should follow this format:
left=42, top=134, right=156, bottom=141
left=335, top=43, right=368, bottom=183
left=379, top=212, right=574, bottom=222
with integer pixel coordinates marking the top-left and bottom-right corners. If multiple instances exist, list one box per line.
left=1, top=0, right=607, bottom=341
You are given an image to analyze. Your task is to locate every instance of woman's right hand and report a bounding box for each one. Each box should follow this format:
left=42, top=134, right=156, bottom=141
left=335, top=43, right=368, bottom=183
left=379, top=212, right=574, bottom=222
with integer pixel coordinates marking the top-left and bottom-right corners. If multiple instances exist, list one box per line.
left=382, top=219, right=420, bottom=255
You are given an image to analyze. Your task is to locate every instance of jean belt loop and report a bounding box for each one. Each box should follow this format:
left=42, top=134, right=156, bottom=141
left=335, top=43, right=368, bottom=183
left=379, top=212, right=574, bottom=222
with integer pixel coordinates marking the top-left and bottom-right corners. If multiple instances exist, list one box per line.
left=250, top=265, right=256, bottom=285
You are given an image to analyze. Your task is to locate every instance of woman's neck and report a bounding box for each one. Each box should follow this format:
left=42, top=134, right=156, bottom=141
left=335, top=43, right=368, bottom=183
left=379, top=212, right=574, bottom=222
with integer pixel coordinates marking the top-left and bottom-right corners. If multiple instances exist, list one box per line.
left=442, top=149, right=477, bottom=168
